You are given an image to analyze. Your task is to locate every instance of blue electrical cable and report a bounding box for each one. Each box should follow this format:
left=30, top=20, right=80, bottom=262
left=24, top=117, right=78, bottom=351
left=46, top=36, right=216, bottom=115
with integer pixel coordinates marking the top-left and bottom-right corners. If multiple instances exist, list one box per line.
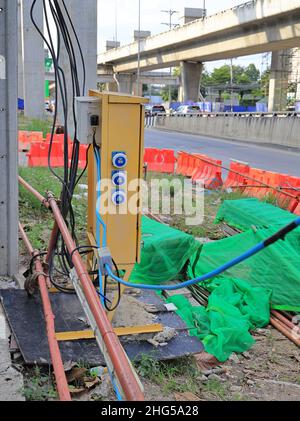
left=94, top=147, right=108, bottom=305
left=105, top=217, right=300, bottom=291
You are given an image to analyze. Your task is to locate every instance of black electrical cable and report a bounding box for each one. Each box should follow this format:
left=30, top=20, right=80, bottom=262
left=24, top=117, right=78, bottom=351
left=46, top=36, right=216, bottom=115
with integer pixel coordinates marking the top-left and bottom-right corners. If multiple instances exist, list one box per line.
left=103, top=259, right=122, bottom=312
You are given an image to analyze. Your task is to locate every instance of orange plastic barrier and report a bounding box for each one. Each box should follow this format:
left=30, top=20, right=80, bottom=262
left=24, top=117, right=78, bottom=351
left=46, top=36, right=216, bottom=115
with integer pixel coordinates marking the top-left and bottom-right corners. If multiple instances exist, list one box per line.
left=275, top=175, right=300, bottom=210
left=18, top=131, right=43, bottom=152
left=223, top=162, right=250, bottom=191
left=144, top=148, right=176, bottom=173
left=27, top=141, right=64, bottom=167
left=294, top=203, right=300, bottom=215
left=28, top=131, right=43, bottom=143
left=18, top=131, right=30, bottom=151
left=191, top=154, right=223, bottom=190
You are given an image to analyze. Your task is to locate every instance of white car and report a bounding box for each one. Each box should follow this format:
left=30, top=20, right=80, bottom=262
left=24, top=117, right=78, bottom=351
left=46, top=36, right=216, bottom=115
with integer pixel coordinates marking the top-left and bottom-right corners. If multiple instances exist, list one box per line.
left=175, top=105, right=201, bottom=115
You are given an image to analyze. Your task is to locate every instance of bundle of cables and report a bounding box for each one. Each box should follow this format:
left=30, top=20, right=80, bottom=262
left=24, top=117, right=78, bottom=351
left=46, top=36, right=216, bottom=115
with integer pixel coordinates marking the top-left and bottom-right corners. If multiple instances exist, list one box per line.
left=30, top=0, right=94, bottom=293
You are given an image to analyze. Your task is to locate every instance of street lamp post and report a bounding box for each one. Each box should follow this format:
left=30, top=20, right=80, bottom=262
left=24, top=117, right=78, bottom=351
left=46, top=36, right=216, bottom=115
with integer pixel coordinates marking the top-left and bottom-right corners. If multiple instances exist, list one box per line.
left=137, top=0, right=141, bottom=96
left=161, top=9, right=179, bottom=104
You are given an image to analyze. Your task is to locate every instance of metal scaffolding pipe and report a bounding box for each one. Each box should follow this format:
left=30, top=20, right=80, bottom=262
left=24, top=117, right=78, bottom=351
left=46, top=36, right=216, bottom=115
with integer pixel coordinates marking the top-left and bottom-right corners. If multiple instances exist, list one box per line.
left=18, top=223, right=71, bottom=401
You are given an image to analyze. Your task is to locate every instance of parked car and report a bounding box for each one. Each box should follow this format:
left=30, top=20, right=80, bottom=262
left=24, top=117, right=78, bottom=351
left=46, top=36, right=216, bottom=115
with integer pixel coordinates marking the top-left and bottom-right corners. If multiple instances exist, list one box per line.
left=175, top=105, right=201, bottom=115
left=145, top=105, right=166, bottom=117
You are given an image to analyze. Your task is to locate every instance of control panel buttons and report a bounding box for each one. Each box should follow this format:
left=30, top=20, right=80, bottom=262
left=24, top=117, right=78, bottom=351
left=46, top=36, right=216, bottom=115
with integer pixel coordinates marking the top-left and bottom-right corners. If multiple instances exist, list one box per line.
left=111, top=189, right=126, bottom=206
left=112, top=152, right=128, bottom=169
left=112, top=171, right=127, bottom=187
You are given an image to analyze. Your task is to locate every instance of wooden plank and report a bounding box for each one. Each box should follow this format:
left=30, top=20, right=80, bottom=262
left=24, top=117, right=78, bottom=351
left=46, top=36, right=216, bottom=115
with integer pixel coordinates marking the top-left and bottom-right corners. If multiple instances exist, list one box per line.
left=56, top=324, right=164, bottom=342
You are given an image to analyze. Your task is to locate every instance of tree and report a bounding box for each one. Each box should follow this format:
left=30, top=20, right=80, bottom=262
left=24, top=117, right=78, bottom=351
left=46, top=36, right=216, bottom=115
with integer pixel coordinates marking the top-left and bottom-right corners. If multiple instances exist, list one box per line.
left=161, top=86, right=178, bottom=102
left=244, top=63, right=260, bottom=82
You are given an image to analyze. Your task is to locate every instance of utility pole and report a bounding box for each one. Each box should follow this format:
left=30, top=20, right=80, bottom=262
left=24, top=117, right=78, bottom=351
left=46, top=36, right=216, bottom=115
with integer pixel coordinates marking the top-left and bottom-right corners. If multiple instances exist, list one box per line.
left=230, top=58, right=234, bottom=112
left=0, top=0, right=18, bottom=276
left=161, top=9, right=179, bottom=104
left=136, top=0, right=141, bottom=96
left=114, top=0, right=118, bottom=44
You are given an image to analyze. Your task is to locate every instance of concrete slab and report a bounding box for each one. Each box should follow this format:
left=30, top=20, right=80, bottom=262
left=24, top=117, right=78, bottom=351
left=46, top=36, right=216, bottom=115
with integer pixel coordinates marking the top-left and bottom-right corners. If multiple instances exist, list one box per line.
left=0, top=278, right=24, bottom=401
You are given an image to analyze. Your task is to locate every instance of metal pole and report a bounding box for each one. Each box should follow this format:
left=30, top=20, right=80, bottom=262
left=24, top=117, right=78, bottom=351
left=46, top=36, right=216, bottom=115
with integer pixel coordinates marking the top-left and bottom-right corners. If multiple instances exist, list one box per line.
left=230, top=58, right=233, bottom=112
left=136, top=0, right=141, bottom=96
left=0, top=0, right=18, bottom=276
left=115, top=0, right=118, bottom=44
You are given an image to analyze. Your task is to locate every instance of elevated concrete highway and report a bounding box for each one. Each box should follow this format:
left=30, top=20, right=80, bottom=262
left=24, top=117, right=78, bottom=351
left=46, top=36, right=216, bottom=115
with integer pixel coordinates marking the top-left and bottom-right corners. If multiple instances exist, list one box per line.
left=98, top=0, right=300, bottom=73
left=98, top=0, right=300, bottom=102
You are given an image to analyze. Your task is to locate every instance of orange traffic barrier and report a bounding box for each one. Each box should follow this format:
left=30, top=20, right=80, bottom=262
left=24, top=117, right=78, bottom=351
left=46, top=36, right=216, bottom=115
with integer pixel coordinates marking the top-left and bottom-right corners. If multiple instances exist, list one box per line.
left=28, top=131, right=43, bottom=143
left=144, top=148, right=176, bottom=173
left=27, top=141, right=64, bottom=167
left=243, top=168, right=266, bottom=197
left=192, top=154, right=223, bottom=190
left=18, top=130, right=43, bottom=152
left=223, top=161, right=250, bottom=191
left=275, top=175, right=300, bottom=210
left=294, top=203, right=300, bottom=215
left=176, top=151, right=184, bottom=175
left=18, top=131, right=29, bottom=151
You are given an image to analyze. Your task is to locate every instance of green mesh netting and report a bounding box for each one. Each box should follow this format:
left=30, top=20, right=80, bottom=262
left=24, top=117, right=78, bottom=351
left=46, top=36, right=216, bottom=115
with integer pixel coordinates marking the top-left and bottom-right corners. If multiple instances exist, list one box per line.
left=130, top=216, right=201, bottom=284
left=167, top=277, right=270, bottom=362
left=215, top=198, right=297, bottom=232
left=187, top=226, right=300, bottom=311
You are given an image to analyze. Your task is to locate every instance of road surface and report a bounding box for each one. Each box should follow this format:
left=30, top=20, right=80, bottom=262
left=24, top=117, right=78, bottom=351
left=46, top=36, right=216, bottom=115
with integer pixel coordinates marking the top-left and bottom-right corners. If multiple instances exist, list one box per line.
left=145, top=129, right=300, bottom=177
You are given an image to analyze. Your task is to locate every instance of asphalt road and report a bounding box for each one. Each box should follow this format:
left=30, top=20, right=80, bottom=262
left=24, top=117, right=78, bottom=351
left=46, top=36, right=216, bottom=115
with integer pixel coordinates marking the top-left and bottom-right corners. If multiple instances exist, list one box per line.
left=145, top=129, right=300, bottom=177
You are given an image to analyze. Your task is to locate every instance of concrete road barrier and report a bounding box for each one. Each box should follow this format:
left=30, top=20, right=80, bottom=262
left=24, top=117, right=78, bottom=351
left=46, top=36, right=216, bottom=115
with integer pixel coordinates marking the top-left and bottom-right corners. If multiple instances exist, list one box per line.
left=154, top=114, right=300, bottom=149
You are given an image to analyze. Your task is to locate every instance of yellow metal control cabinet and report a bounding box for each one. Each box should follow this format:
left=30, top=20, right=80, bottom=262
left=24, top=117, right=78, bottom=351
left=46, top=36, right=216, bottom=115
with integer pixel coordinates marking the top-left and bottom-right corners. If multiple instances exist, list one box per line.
left=87, top=91, right=148, bottom=271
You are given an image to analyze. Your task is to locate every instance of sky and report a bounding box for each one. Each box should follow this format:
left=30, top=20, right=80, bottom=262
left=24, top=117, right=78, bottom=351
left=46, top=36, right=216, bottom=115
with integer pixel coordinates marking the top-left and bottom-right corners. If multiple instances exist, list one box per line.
left=97, top=0, right=270, bottom=73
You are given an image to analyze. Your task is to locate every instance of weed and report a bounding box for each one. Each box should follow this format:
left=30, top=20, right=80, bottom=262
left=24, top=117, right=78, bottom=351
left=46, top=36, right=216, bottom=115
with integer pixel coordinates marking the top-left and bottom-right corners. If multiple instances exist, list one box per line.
left=18, top=115, right=53, bottom=137
left=22, top=366, right=57, bottom=401
left=201, top=379, right=227, bottom=400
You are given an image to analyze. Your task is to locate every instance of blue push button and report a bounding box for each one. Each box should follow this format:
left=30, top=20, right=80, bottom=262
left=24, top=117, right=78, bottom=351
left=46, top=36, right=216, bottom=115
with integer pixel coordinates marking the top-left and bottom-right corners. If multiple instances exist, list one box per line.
left=112, top=171, right=127, bottom=187
left=111, top=189, right=126, bottom=206
left=112, top=152, right=127, bottom=169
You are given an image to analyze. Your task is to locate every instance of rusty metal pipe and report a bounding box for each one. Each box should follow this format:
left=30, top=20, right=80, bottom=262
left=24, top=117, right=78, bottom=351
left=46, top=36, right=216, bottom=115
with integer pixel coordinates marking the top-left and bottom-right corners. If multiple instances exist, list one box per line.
left=19, top=176, right=50, bottom=208
left=19, top=224, right=71, bottom=401
left=47, top=195, right=144, bottom=401
left=270, top=316, right=300, bottom=347
left=271, top=310, right=299, bottom=333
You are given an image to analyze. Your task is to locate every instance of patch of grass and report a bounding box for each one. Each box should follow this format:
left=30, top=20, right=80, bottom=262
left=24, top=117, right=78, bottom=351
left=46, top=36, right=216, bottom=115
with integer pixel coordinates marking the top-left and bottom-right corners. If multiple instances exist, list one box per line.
left=201, top=379, right=227, bottom=400
left=22, top=366, right=57, bottom=401
left=19, top=167, right=88, bottom=249
left=18, top=115, right=53, bottom=137
left=135, top=355, right=199, bottom=395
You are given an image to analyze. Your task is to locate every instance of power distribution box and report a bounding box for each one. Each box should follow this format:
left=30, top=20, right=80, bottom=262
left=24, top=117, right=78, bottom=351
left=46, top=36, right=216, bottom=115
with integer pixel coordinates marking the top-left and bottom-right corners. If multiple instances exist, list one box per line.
left=75, top=96, right=101, bottom=144
left=87, top=91, right=148, bottom=267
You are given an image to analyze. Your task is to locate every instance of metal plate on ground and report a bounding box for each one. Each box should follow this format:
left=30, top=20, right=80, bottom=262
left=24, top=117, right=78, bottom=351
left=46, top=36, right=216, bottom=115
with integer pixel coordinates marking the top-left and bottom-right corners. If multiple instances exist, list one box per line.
left=0, top=289, right=203, bottom=366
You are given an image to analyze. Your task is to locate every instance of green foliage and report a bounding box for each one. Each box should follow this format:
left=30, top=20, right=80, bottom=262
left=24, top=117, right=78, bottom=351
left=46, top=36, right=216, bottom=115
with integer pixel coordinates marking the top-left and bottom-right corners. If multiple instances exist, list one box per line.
left=203, top=63, right=261, bottom=89
left=22, top=367, right=57, bottom=401
left=18, top=116, right=53, bottom=138
left=161, top=86, right=179, bottom=102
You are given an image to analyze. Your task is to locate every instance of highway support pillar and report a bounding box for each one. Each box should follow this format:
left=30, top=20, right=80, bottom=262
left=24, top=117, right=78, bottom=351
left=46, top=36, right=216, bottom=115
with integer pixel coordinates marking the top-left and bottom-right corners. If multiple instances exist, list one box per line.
left=115, top=73, right=134, bottom=95
left=21, top=0, right=45, bottom=119
left=180, top=61, right=203, bottom=102
left=268, top=50, right=290, bottom=112
left=0, top=0, right=18, bottom=276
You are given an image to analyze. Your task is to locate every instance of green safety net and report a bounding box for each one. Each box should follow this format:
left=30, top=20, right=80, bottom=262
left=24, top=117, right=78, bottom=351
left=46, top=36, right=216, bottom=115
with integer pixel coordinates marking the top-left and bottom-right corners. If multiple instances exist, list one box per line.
left=167, top=277, right=271, bottom=362
left=130, top=216, right=200, bottom=284
left=215, top=198, right=297, bottom=232
left=187, top=226, right=300, bottom=311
